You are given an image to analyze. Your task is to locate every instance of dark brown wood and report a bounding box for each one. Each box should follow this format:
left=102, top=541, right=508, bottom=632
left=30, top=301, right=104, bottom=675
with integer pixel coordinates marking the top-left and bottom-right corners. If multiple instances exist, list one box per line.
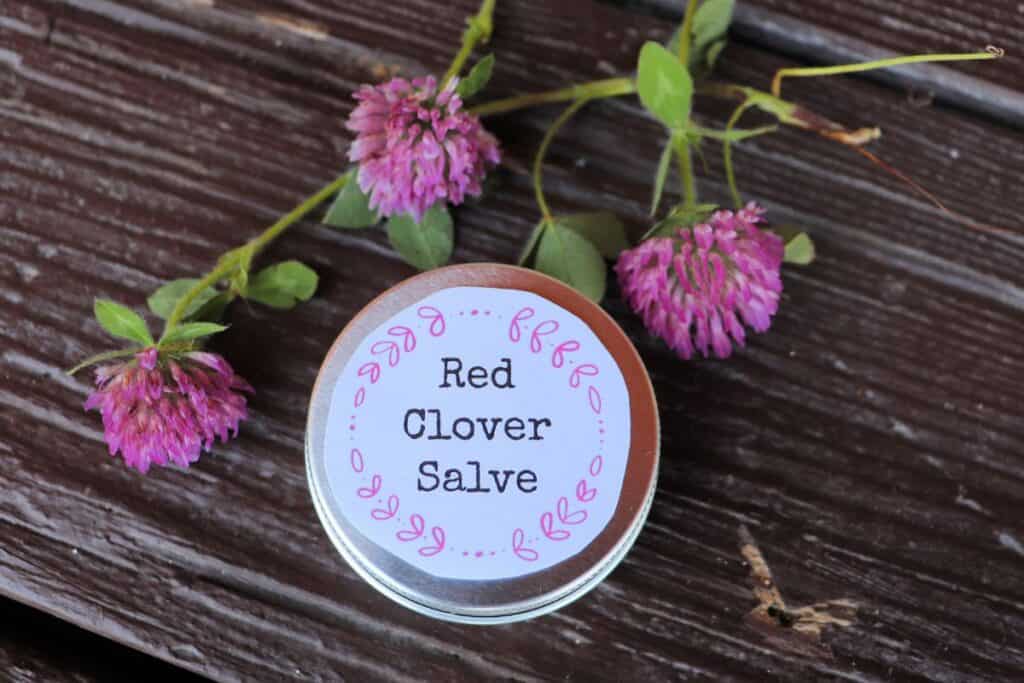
left=1, top=0, right=1023, bottom=680
left=0, top=596, right=206, bottom=681
left=635, top=0, right=1024, bottom=127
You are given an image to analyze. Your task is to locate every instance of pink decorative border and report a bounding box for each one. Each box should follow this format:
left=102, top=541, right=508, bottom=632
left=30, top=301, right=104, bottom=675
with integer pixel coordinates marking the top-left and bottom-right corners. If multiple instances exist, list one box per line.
left=345, top=301, right=610, bottom=564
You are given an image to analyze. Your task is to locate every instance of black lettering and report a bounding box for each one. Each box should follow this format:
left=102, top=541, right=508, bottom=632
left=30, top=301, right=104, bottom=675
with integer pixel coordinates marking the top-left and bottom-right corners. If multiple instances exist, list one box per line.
left=467, top=365, right=488, bottom=388
left=417, top=461, right=439, bottom=491
left=504, top=417, right=525, bottom=440
left=476, top=417, right=501, bottom=440
left=439, top=357, right=464, bottom=388
left=443, top=468, right=465, bottom=491
left=492, top=358, right=515, bottom=388
left=465, top=460, right=489, bottom=493
left=404, top=409, right=425, bottom=439
left=452, top=417, right=475, bottom=440
left=517, top=469, right=538, bottom=493
left=426, top=408, right=450, bottom=440
left=490, top=469, right=515, bottom=493
left=527, top=417, right=552, bottom=441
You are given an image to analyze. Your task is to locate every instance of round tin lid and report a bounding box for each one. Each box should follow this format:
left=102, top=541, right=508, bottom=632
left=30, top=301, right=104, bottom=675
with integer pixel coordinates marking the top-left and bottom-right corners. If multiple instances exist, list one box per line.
left=306, top=264, right=659, bottom=623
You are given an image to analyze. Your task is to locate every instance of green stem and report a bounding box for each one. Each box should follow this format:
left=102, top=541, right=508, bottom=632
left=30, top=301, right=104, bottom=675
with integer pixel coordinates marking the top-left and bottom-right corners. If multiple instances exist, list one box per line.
left=533, top=98, right=591, bottom=222
left=67, top=348, right=140, bottom=375
left=675, top=135, right=697, bottom=210
left=771, top=47, right=1003, bottom=97
left=162, top=173, right=349, bottom=335
left=723, top=101, right=754, bottom=208
left=470, top=77, right=635, bottom=117
left=443, top=0, right=496, bottom=86
left=677, top=0, right=699, bottom=65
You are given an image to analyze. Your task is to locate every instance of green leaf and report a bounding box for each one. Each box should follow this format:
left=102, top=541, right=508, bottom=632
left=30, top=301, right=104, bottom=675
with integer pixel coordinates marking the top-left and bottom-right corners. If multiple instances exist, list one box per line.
left=148, top=279, right=219, bottom=321
left=667, top=0, right=735, bottom=74
left=556, top=212, right=630, bottom=260
left=386, top=205, right=454, bottom=271
left=534, top=223, right=607, bottom=302
left=643, top=202, right=718, bottom=239
left=160, top=322, right=228, bottom=346
left=456, top=54, right=495, bottom=99
left=774, top=228, right=816, bottom=265
left=232, top=246, right=254, bottom=295
left=192, top=291, right=231, bottom=322
left=518, top=221, right=546, bottom=267
left=650, top=135, right=675, bottom=216
left=246, top=261, right=319, bottom=309
left=94, top=299, right=154, bottom=346
left=323, top=171, right=380, bottom=229
left=704, top=40, right=727, bottom=70
left=637, top=41, right=693, bottom=130
left=691, top=0, right=735, bottom=68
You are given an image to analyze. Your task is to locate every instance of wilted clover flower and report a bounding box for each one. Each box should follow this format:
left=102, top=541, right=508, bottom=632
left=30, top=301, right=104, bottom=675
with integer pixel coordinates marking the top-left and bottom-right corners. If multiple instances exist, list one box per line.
left=346, top=75, right=501, bottom=222
left=84, top=348, right=252, bottom=473
left=616, top=203, right=784, bottom=359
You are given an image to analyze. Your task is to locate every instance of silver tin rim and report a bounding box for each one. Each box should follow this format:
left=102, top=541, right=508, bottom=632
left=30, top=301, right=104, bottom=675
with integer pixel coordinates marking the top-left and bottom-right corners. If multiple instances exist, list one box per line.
left=305, top=264, right=660, bottom=624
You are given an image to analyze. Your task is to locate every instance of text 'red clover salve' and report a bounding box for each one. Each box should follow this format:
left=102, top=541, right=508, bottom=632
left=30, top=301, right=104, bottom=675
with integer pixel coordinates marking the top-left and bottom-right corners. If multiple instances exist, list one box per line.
left=306, top=264, right=658, bottom=623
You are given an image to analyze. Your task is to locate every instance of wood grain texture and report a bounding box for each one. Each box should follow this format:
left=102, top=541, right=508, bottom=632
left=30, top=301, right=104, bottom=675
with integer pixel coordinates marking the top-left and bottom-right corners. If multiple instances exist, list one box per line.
left=1, top=0, right=1023, bottom=680
left=634, top=0, right=1024, bottom=127
left=0, top=596, right=206, bottom=682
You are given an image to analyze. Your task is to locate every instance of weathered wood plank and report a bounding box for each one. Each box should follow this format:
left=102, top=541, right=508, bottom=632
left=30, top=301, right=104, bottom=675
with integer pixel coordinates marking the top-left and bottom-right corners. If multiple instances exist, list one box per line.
left=633, top=0, right=1024, bottom=127
left=0, top=597, right=205, bottom=682
left=1, top=0, right=1023, bottom=680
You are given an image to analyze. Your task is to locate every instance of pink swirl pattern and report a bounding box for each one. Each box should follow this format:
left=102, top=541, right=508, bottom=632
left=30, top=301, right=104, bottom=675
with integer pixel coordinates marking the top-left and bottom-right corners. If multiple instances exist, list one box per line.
left=569, top=363, right=599, bottom=388
left=588, top=386, right=603, bottom=414
left=529, top=320, right=559, bottom=353
left=350, top=448, right=365, bottom=473
left=388, top=325, right=417, bottom=352
left=508, top=307, right=535, bottom=342
left=357, top=474, right=382, bottom=499
left=540, top=511, right=571, bottom=541
left=512, top=528, right=539, bottom=561
left=419, top=526, right=446, bottom=556
left=589, top=455, right=604, bottom=477
left=417, top=306, right=446, bottom=336
left=371, top=494, right=399, bottom=520
left=396, top=513, right=425, bottom=542
left=354, top=386, right=365, bottom=408
left=576, top=479, right=597, bottom=502
left=556, top=496, right=588, bottom=525
left=370, top=340, right=400, bottom=367
left=551, top=340, right=580, bottom=368
left=357, top=361, right=381, bottom=384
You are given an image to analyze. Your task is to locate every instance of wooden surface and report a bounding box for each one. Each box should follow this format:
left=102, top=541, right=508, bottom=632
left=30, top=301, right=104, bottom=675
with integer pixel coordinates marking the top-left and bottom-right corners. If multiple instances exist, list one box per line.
left=0, top=596, right=205, bottom=682
left=1, top=0, right=1023, bottom=680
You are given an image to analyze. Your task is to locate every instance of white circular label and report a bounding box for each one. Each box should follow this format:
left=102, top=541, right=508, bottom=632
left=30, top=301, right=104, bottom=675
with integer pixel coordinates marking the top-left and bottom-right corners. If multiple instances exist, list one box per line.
left=323, top=286, right=630, bottom=580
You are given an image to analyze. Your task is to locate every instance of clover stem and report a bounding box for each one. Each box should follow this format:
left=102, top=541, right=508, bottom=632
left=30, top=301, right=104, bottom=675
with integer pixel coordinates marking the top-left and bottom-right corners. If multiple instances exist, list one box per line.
left=675, top=135, right=697, bottom=210
left=162, top=173, right=350, bottom=334
left=771, top=47, right=1003, bottom=97
left=471, top=77, right=635, bottom=117
left=723, top=100, right=754, bottom=208
left=443, top=0, right=496, bottom=86
left=532, top=98, right=591, bottom=224
left=677, top=0, right=699, bottom=65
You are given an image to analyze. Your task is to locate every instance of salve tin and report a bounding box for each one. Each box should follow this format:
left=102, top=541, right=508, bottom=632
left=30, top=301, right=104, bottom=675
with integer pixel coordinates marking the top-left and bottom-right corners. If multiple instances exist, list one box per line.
left=306, top=264, right=659, bottom=623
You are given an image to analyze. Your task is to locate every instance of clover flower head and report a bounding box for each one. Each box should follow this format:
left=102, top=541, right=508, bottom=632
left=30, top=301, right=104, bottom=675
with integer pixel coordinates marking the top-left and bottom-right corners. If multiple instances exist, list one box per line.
left=84, top=348, right=252, bottom=473
left=616, top=202, right=784, bottom=359
left=346, top=75, right=501, bottom=222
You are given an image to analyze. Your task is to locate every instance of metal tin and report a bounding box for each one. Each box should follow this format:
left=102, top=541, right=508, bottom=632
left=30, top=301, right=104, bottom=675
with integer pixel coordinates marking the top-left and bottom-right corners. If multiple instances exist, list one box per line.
left=306, top=264, right=659, bottom=623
